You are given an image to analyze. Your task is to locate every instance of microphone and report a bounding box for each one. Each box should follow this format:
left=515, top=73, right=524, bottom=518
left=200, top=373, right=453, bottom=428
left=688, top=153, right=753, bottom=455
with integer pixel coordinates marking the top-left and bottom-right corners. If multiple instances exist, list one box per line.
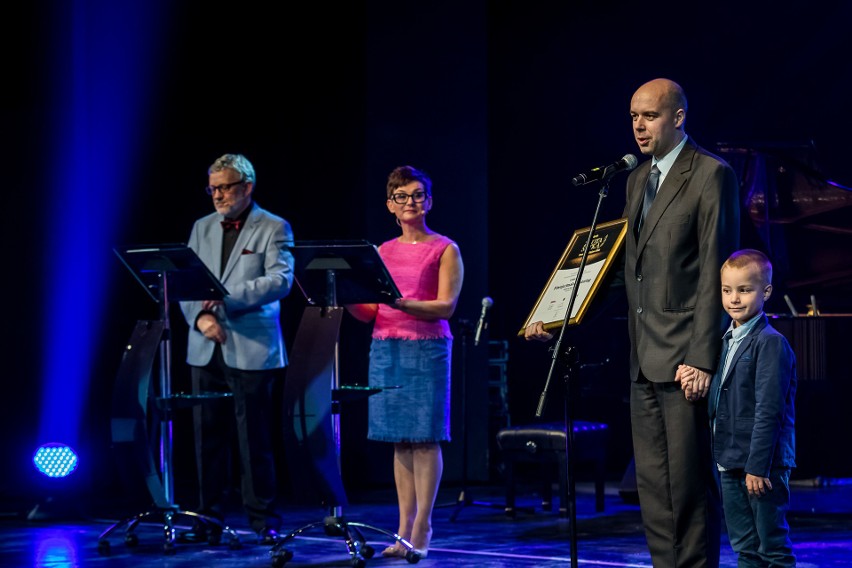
left=474, top=296, right=494, bottom=346
left=571, top=154, right=638, bottom=186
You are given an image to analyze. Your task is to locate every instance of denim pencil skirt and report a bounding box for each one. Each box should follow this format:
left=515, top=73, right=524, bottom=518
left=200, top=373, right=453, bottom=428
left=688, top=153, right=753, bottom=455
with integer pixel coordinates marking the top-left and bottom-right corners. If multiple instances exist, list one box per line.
left=367, top=337, right=452, bottom=443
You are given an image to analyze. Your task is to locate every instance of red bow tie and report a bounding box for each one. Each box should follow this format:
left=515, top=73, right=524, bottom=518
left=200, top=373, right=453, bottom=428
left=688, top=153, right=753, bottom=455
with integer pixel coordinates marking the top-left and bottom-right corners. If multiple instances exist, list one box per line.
left=221, top=218, right=243, bottom=231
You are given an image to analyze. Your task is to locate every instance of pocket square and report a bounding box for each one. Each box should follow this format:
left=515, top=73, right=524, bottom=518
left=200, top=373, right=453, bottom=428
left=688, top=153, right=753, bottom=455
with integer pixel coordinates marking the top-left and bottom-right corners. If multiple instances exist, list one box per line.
left=241, top=248, right=254, bottom=255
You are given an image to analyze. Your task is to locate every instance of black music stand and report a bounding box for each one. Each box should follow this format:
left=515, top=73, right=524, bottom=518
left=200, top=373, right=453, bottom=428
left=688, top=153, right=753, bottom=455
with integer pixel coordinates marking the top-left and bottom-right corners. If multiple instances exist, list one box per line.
left=272, top=241, right=422, bottom=567
left=97, top=244, right=241, bottom=555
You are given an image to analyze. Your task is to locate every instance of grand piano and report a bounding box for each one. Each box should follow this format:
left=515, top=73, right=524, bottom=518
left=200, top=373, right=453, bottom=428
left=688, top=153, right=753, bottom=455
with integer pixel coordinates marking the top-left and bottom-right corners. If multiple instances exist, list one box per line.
left=717, top=141, right=852, bottom=480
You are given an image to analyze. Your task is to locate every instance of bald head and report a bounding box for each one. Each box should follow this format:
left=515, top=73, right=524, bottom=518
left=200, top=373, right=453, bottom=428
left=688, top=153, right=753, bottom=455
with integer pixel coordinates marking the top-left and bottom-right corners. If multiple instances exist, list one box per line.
left=636, top=78, right=688, bottom=115
left=630, top=78, right=688, bottom=158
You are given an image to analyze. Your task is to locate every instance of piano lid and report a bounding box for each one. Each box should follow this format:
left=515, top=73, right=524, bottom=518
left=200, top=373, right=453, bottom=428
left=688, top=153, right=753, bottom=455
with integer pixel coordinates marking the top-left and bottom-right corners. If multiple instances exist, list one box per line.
left=717, top=141, right=852, bottom=314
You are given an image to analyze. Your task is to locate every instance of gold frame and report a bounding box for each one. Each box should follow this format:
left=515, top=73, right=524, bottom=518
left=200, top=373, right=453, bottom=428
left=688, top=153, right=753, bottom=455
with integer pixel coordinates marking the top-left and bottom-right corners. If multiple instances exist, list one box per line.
left=518, top=217, right=628, bottom=335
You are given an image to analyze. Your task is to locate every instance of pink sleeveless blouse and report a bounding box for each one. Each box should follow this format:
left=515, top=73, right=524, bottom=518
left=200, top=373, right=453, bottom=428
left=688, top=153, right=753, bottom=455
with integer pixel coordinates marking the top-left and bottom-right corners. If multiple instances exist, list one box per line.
left=372, top=235, right=454, bottom=340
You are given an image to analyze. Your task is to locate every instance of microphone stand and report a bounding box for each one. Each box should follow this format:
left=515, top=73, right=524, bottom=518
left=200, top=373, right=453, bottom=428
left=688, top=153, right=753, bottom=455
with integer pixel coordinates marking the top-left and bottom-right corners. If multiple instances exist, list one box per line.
left=535, top=176, right=612, bottom=568
left=437, top=319, right=504, bottom=520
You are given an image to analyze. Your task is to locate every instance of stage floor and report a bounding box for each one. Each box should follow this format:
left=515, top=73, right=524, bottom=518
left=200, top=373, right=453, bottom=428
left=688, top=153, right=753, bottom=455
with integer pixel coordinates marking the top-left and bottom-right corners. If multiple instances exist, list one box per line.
left=2, top=480, right=851, bottom=567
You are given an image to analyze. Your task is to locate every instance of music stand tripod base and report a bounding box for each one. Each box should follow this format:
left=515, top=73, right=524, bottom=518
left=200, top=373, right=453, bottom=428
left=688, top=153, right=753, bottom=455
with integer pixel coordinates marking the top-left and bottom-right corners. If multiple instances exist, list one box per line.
left=270, top=516, right=422, bottom=567
left=97, top=507, right=241, bottom=555
left=97, top=388, right=243, bottom=555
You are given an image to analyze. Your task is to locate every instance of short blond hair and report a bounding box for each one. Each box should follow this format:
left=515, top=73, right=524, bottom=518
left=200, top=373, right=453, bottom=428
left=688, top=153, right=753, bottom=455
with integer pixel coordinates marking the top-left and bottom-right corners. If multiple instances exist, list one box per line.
left=722, top=249, right=773, bottom=285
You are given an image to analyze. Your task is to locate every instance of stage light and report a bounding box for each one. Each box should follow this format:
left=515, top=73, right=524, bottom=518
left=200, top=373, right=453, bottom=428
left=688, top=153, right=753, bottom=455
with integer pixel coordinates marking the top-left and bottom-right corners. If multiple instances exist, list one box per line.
left=33, top=444, right=79, bottom=479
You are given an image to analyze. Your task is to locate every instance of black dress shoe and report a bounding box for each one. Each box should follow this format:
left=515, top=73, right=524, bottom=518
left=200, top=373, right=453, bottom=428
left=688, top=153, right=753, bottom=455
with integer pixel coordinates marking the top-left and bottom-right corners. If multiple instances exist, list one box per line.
left=258, top=527, right=280, bottom=545
left=177, top=525, right=207, bottom=544
left=179, top=521, right=222, bottom=544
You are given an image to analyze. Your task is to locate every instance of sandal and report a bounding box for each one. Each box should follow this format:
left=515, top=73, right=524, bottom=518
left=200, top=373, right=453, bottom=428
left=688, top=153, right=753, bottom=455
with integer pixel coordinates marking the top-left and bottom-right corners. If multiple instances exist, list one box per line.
left=381, top=544, right=407, bottom=558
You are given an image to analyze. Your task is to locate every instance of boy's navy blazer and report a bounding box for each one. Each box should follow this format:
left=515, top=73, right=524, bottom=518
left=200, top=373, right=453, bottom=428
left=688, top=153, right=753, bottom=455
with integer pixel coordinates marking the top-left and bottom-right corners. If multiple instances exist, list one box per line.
left=708, top=313, right=797, bottom=476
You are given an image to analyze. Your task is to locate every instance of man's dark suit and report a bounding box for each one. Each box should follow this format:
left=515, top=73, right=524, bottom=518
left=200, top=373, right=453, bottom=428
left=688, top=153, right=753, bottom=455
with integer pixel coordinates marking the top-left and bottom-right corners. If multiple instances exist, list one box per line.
left=623, top=137, right=740, bottom=567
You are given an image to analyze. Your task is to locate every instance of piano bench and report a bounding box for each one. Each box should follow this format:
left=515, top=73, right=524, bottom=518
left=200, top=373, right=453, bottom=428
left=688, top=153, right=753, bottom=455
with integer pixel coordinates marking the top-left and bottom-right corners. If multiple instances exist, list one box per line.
left=496, top=421, right=608, bottom=516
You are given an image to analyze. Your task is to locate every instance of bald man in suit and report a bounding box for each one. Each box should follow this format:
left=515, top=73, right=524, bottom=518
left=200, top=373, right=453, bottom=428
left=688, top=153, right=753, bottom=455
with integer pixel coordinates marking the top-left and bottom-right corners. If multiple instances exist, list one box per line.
left=624, top=78, right=739, bottom=567
left=526, top=78, right=739, bottom=566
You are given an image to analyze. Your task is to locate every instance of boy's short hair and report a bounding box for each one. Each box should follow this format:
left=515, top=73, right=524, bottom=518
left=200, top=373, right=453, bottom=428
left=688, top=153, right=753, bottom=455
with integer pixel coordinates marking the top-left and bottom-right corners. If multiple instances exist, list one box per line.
left=722, top=249, right=773, bottom=285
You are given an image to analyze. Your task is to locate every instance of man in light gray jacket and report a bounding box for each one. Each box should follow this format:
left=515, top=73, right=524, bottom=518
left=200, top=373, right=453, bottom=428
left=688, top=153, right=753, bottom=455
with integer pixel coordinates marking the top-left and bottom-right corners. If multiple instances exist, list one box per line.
left=180, top=153, right=294, bottom=543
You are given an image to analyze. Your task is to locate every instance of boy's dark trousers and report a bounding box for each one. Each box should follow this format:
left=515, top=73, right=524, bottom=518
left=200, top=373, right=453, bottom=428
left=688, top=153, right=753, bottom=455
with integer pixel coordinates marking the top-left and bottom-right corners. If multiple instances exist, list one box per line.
left=719, top=468, right=795, bottom=567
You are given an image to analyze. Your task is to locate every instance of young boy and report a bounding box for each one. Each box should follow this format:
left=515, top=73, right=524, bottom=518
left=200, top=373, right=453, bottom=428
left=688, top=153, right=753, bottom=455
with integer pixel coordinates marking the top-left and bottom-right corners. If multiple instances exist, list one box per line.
left=708, top=249, right=797, bottom=566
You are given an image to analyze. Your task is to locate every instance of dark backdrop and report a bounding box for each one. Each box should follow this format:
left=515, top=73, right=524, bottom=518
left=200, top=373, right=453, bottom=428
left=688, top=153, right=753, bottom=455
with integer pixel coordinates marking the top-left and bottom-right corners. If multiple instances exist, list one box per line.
left=4, top=1, right=851, bottom=516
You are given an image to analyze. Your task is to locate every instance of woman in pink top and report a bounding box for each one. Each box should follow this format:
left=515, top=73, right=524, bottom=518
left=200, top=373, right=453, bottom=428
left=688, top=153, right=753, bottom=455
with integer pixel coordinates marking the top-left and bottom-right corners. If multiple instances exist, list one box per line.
left=348, top=165, right=464, bottom=559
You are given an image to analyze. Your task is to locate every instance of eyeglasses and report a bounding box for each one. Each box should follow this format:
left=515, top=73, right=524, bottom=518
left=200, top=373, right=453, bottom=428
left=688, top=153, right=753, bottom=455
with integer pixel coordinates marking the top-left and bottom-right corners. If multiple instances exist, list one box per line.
left=205, top=181, right=245, bottom=195
left=389, top=190, right=428, bottom=204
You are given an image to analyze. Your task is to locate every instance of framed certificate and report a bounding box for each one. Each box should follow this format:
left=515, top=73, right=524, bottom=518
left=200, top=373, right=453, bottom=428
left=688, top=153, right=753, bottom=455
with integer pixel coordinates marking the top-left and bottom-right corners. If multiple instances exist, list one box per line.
left=518, top=217, right=628, bottom=335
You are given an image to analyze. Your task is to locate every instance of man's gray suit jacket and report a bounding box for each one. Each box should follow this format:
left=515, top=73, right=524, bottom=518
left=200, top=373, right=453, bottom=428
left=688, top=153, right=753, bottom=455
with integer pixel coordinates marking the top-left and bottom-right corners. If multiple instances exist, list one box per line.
left=180, top=202, right=295, bottom=371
